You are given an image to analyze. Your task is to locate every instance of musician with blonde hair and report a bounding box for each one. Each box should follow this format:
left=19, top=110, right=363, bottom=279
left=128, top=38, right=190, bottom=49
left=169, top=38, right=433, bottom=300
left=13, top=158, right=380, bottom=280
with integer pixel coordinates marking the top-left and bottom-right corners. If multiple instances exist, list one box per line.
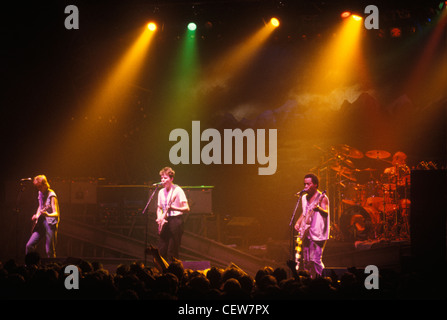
left=25, top=175, right=60, bottom=258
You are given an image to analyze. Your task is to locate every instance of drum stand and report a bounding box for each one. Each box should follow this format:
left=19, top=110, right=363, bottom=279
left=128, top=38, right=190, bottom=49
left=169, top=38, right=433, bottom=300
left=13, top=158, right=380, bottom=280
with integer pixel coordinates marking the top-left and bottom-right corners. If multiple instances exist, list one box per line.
left=379, top=166, right=411, bottom=241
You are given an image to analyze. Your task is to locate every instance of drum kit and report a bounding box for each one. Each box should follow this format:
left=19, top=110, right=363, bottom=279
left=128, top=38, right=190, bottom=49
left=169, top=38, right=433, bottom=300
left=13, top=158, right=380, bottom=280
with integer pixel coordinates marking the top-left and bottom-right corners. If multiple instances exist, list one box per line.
left=314, top=144, right=411, bottom=242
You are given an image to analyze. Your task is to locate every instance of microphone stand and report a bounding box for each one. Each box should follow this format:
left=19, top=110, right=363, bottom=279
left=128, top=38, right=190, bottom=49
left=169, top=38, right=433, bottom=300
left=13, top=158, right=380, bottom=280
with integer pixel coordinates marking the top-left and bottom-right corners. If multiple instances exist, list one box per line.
left=142, top=184, right=161, bottom=265
left=15, top=180, right=32, bottom=260
left=289, top=193, right=303, bottom=262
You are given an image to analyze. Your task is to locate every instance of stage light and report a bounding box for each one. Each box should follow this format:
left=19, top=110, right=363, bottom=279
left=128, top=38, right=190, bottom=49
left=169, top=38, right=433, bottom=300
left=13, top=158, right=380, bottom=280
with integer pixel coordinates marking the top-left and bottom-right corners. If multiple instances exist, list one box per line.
left=341, top=11, right=351, bottom=19
left=188, top=22, right=197, bottom=31
left=162, top=20, right=200, bottom=119
left=147, top=22, right=157, bottom=31
left=403, top=1, right=447, bottom=101
left=270, top=17, right=280, bottom=27
left=390, top=27, right=402, bottom=37
left=60, top=24, right=156, bottom=170
left=309, top=11, right=365, bottom=94
left=341, top=11, right=362, bottom=21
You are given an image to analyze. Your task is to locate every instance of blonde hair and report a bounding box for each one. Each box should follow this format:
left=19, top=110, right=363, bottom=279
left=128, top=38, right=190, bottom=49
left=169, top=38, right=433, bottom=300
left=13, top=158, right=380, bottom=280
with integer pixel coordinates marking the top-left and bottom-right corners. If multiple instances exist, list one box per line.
left=393, top=151, right=407, bottom=164
left=33, top=175, right=50, bottom=189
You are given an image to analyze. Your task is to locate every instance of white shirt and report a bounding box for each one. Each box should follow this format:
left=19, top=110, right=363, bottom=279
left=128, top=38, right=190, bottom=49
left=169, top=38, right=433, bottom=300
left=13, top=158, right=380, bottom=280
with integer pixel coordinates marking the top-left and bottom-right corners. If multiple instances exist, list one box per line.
left=157, top=185, right=188, bottom=217
left=302, top=191, right=330, bottom=241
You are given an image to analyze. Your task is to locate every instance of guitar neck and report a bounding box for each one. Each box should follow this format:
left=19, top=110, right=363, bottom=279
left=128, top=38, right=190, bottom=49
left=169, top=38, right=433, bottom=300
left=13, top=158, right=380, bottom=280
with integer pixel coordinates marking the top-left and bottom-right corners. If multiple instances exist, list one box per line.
left=305, top=191, right=326, bottom=223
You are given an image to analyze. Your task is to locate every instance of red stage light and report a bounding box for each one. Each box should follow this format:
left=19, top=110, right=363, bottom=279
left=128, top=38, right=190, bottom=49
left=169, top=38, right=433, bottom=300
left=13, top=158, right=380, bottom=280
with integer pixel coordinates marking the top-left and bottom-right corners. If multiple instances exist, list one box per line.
left=341, top=11, right=351, bottom=19
left=390, top=27, right=401, bottom=37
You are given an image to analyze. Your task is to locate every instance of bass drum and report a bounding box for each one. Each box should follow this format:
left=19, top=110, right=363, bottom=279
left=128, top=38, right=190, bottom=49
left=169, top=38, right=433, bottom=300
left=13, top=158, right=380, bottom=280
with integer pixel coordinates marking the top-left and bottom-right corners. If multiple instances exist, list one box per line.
left=340, top=205, right=376, bottom=241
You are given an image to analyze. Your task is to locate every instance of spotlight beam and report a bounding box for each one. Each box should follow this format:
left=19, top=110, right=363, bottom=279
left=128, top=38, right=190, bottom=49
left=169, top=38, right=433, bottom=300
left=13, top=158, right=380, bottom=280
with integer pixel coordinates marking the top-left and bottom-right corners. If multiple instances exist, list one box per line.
left=201, top=20, right=279, bottom=88
left=308, top=15, right=365, bottom=94
left=88, top=26, right=156, bottom=118
left=402, top=9, right=447, bottom=99
left=59, top=25, right=156, bottom=169
left=161, top=23, right=200, bottom=122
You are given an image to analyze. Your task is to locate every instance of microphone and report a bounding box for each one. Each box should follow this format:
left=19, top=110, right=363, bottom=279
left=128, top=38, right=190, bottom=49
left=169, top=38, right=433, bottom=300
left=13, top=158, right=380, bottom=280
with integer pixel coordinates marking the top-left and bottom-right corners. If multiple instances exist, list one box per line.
left=20, top=178, right=32, bottom=182
left=295, top=189, right=307, bottom=196
left=152, top=182, right=164, bottom=186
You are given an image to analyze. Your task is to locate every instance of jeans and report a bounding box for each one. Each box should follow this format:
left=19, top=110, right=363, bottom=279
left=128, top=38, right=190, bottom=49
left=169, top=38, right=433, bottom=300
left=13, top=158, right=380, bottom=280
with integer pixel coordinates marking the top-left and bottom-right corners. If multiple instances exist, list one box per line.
left=158, top=215, right=184, bottom=262
left=26, top=220, right=57, bottom=258
left=302, top=238, right=326, bottom=278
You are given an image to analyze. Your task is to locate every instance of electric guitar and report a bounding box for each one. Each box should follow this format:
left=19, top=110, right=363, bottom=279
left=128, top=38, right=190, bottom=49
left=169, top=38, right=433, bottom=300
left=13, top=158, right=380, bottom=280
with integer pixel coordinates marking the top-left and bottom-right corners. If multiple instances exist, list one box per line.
left=157, top=186, right=178, bottom=234
left=295, top=190, right=326, bottom=269
left=157, top=199, right=176, bottom=234
left=31, top=204, right=51, bottom=233
left=157, top=205, right=169, bottom=234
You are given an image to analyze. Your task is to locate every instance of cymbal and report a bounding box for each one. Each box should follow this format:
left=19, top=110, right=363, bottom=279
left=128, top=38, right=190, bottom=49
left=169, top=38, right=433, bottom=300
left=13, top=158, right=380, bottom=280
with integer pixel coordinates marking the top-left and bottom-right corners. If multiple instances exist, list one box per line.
left=365, top=150, right=391, bottom=159
left=348, top=148, right=364, bottom=159
left=334, top=144, right=364, bottom=159
left=331, top=165, right=353, bottom=173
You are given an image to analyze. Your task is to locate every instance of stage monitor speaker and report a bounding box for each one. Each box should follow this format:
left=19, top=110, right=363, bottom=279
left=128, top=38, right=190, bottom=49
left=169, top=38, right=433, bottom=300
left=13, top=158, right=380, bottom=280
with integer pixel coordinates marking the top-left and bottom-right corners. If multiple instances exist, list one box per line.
left=184, top=187, right=213, bottom=215
left=225, top=216, right=261, bottom=245
left=410, top=170, right=446, bottom=264
left=97, top=185, right=213, bottom=214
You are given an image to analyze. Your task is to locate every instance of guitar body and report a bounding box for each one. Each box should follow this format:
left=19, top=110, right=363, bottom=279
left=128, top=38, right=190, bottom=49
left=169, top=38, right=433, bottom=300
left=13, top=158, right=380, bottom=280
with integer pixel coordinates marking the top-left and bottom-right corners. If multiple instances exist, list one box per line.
left=157, top=203, right=171, bottom=235
left=158, top=212, right=168, bottom=234
left=31, top=204, right=50, bottom=233
left=157, top=187, right=177, bottom=235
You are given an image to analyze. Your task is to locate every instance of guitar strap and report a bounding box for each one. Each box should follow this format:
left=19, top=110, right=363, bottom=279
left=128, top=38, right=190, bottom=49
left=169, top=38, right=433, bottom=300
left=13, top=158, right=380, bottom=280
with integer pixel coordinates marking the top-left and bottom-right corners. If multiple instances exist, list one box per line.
left=304, top=192, right=322, bottom=224
left=40, top=190, right=59, bottom=225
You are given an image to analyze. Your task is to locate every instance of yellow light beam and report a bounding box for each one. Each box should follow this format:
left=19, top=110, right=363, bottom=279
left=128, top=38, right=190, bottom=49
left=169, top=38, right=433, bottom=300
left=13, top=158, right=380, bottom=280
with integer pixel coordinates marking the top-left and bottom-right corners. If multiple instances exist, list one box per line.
left=200, top=21, right=278, bottom=90
left=88, top=26, right=155, bottom=118
left=403, top=9, right=447, bottom=102
left=58, top=25, right=156, bottom=168
left=310, top=16, right=364, bottom=94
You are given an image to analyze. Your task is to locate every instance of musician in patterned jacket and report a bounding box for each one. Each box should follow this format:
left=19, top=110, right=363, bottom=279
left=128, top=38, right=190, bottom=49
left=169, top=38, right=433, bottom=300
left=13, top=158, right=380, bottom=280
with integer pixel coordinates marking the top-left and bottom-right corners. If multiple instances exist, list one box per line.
left=25, top=175, right=60, bottom=258
left=294, top=173, right=329, bottom=278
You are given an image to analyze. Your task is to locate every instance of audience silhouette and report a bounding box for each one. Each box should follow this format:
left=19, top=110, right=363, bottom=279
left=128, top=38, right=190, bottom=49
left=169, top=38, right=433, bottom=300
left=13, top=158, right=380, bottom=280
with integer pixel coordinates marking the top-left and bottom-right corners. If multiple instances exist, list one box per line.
left=0, top=249, right=445, bottom=300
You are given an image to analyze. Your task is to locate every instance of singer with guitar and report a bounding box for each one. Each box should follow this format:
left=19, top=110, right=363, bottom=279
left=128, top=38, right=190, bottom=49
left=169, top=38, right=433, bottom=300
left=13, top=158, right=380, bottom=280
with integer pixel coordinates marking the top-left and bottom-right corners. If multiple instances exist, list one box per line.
left=156, top=167, right=189, bottom=262
left=25, top=175, right=60, bottom=258
left=294, top=173, right=329, bottom=278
